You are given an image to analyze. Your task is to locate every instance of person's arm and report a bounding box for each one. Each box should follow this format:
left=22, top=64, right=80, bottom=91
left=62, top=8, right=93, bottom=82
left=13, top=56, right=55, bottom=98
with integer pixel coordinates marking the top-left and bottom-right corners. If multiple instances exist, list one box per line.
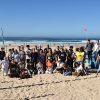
left=97, top=52, right=99, bottom=60
left=85, top=44, right=88, bottom=50
left=46, top=54, right=48, bottom=63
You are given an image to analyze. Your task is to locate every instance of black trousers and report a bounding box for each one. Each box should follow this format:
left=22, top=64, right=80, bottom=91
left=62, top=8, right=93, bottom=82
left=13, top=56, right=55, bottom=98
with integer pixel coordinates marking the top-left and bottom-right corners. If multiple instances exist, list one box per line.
left=88, top=51, right=92, bottom=62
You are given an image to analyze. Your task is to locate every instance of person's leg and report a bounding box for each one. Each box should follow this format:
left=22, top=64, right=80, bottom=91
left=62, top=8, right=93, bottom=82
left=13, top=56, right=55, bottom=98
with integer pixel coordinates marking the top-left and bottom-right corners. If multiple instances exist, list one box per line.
left=88, top=51, right=90, bottom=61
left=38, top=70, right=40, bottom=74
left=49, top=69, right=52, bottom=74
left=53, top=67, right=58, bottom=73
left=97, top=60, right=100, bottom=75
left=94, top=51, right=98, bottom=69
left=2, top=68, right=4, bottom=76
left=45, top=69, right=48, bottom=74
left=88, top=51, right=92, bottom=68
left=68, top=60, right=73, bottom=71
left=5, top=67, right=8, bottom=76
left=41, top=69, right=44, bottom=74
left=92, top=53, right=96, bottom=69
left=64, top=71, right=72, bottom=76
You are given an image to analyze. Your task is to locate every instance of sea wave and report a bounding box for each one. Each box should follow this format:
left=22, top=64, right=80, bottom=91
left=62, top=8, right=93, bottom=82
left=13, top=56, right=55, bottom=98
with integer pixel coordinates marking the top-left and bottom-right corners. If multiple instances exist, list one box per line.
left=0, top=40, right=87, bottom=46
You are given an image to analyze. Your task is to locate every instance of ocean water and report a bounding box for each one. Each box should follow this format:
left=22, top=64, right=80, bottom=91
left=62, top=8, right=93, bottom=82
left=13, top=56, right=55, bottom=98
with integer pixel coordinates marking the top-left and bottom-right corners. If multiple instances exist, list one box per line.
left=0, top=37, right=87, bottom=46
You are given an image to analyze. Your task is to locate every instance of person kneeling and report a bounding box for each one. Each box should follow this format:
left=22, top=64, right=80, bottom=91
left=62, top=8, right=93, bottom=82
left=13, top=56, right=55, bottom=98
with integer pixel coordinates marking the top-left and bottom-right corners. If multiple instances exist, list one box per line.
left=73, top=62, right=84, bottom=77
left=46, top=58, right=53, bottom=74
left=36, top=60, right=44, bottom=74
left=53, top=58, right=64, bottom=74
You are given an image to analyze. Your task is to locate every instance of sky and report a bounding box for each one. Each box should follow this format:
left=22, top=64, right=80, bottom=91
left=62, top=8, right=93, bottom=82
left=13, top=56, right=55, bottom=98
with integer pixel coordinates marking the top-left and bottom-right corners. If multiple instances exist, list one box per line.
left=0, top=0, right=100, bottom=38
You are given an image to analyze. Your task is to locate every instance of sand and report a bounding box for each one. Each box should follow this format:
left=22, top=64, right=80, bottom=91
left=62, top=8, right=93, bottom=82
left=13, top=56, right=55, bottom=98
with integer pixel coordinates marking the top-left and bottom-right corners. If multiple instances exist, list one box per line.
left=0, top=72, right=100, bottom=100
left=0, top=44, right=99, bottom=100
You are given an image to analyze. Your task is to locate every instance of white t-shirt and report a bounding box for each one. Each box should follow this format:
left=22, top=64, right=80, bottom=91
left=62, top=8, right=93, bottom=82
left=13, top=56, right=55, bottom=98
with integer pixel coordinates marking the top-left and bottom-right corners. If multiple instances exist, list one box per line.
left=94, top=43, right=99, bottom=52
left=26, top=49, right=31, bottom=60
left=2, top=60, right=9, bottom=69
left=76, top=65, right=83, bottom=73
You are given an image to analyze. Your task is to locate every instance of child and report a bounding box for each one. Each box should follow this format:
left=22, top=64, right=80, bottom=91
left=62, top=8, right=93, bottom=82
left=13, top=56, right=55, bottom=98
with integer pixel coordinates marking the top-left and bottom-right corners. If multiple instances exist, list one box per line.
left=46, top=58, right=53, bottom=74
left=1, top=57, right=9, bottom=76
left=36, top=60, right=44, bottom=74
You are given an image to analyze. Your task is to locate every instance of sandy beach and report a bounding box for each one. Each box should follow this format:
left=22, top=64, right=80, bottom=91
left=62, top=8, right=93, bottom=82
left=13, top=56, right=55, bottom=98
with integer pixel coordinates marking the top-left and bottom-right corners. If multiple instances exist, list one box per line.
left=0, top=0, right=100, bottom=99
left=0, top=43, right=99, bottom=100
left=0, top=72, right=100, bottom=100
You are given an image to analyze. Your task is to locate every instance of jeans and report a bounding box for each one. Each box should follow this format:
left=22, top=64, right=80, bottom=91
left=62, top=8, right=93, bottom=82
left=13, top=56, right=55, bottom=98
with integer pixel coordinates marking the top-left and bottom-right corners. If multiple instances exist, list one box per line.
left=97, top=60, right=100, bottom=73
left=91, top=52, right=97, bottom=69
left=64, top=71, right=72, bottom=76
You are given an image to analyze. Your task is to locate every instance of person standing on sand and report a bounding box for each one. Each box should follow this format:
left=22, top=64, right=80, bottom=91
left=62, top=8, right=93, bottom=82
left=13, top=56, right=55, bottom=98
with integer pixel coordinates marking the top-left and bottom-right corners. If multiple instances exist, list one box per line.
left=75, top=47, right=85, bottom=69
left=36, top=60, right=44, bottom=74
left=67, top=46, right=75, bottom=71
left=19, top=46, right=26, bottom=62
left=59, top=48, right=66, bottom=63
left=38, top=49, right=46, bottom=72
left=1, top=57, right=9, bottom=76
left=93, top=40, right=99, bottom=68
left=53, top=58, right=64, bottom=74
left=0, top=47, right=6, bottom=61
left=13, top=49, right=20, bottom=64
left=25, top=45, right=31, bottom=68
left=46, top=58, right=54, bottom=74
left=86, top=39, right=94, bottom=67
left=96, top=49, right=100, bottom=75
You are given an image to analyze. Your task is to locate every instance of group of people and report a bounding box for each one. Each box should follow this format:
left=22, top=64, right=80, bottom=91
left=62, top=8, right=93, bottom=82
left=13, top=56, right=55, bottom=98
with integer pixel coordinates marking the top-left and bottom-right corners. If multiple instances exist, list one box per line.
left=0, top=39, right=100, bottom=79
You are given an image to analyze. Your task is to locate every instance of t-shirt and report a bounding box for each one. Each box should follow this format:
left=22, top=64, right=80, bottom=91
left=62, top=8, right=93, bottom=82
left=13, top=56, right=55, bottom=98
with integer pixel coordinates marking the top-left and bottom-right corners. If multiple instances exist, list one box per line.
left=59, top=52, right=66, bottom=62
left=26, top=49, right=31, bottom=59
left=94, top=43, right=99, bottom=52
left=31, top=52, right=38, bottom=62
left=76, top=65, right=83, bottom=73
left=38, top=54, right=45, bottom=63
left=76, top=65, right=83, bottom=72
left=47, top=61, right=53, bottom=69
left=19, top=51, right=26, bottom=60
left=76, top=52, right=85, bottom=62
left=14, top=54, right=20, bottom=62
left=0, top=51, right=5, bottom=60
left=2, top=60, right=9, bottom=69
left=67, top=50, right=75, bottom=61
left=86, top=43, right=94, bottom=51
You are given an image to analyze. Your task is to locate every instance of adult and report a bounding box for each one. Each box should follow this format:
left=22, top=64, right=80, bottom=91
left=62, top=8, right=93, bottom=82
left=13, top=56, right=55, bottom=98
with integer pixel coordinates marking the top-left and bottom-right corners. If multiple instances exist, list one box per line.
left=59, top=48, right=66, bottom=63
left=19, top=46, right=26, bottom=62
left=25, top=45, right=31, bottom=67
left=0, top=47, right=5, bottom=61
left=67, top=46, right=75, bottom=71
left=86, top=39, right=94, bottom=63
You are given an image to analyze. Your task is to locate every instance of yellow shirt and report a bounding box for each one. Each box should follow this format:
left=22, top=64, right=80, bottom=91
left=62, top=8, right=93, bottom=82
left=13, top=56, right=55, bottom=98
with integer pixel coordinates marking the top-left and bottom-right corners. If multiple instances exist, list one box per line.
left=76, top=52, right=85, bottom=62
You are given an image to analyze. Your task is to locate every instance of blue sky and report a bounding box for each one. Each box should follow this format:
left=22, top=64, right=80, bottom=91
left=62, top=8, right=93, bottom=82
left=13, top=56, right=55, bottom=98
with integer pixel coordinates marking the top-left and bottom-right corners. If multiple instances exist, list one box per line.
left=0, top=0, right=100, bottom=38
